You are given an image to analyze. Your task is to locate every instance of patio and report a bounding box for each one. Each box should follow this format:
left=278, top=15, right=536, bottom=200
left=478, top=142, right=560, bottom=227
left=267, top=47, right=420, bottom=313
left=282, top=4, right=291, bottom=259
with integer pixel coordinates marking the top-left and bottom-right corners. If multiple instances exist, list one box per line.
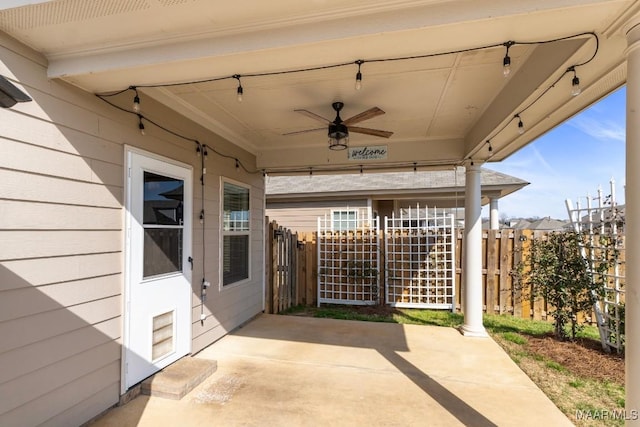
left=91, top=314, right=571, bottom=426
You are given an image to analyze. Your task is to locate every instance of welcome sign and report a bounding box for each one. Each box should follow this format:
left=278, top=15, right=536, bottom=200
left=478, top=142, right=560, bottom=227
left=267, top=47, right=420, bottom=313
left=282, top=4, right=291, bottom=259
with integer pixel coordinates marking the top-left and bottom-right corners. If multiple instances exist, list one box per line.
left=348, top=145, right=388, bottom=161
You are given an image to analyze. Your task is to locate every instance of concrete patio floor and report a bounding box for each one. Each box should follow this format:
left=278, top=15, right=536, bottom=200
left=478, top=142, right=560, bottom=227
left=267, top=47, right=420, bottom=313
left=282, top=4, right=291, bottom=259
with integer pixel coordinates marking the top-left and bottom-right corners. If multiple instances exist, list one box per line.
left=91, top=314, right=572, bottom=426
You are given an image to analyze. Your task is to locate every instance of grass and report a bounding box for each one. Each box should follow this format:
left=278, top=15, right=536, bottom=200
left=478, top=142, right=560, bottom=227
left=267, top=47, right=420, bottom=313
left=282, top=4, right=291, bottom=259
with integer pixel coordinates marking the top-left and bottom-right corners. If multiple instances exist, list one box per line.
left=282, top=305, right=625, bottom=426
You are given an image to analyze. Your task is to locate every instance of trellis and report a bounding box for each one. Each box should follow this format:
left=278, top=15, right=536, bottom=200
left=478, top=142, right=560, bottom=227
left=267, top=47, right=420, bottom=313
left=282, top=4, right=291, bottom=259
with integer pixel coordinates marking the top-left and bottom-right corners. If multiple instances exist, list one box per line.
left=385, top=205, right=456, bottom=310
left=317, top=212, right=381, bottom=305
left=566, top=180, right=625, bottom=353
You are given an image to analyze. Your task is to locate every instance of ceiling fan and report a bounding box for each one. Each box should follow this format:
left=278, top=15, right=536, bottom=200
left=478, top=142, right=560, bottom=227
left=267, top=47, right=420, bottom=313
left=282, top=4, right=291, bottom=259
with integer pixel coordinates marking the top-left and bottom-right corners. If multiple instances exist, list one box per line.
left=284, top=101, right=393, bottom=150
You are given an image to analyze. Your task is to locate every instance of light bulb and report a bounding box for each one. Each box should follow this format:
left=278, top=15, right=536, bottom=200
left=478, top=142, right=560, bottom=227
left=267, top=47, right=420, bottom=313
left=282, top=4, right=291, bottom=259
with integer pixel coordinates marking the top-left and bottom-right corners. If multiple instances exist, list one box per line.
left=133, top=94, right=140, bottom=112
left=502, top=41, right=514, bottom=78
left=138, top=116, right=145, bottom=136
left=571, top=75, right=581, bottom=96
left=236, top=85, right=243, bottom=102
left=354, top=60, right=364, bottom=91
left=503, top=56, right=511, bottom=77
left=517, top=118, right=525, bottom=135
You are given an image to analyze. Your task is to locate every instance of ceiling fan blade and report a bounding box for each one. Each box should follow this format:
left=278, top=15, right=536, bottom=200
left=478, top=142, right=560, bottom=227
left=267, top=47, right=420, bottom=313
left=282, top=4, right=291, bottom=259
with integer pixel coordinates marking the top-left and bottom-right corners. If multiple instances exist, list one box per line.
left=349, top=126, right=393, bottom=138
left=343, top=107, right=385, bottom=125
left=282, top=127, right=325, bottom=136
left=294, top=109, right=331, bottom=124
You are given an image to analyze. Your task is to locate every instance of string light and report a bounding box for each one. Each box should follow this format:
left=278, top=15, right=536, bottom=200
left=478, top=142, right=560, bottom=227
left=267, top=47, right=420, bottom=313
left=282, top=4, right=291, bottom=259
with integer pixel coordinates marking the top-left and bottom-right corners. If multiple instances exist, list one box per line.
left=355, top=60, right=364, bottom=91
left=413, top=162, right=417, bottom=173
left=569, top=66, right=581, bottom=96
left=233, top=75, right=243, bottom=102
left=502, top=41, right=514, bottom=77
left=203, top=146, right=208, bottom=158
left=137, top=114, right=145, bottom=135
left=515, top=114, right=525, bottom=135
left=196, top=145, right=201, bottom=156
left=97, top=31, right=599, bottom=167
left=131, top=86, right=141, bottom=113
left=199, top=210, right=205, bottom=224
left=486, top=140, right=493, bottom=153
left=235, top=158, right=240, bottom=171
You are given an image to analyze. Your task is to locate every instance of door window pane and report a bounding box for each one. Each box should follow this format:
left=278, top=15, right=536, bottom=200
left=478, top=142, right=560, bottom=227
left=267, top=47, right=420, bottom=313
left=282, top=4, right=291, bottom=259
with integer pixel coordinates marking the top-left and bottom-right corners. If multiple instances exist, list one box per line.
left=144, top=228, right=182, bottom=277
left=144, top=172, right=184, bottom=225
left=143, top=172, right=184, bottom=278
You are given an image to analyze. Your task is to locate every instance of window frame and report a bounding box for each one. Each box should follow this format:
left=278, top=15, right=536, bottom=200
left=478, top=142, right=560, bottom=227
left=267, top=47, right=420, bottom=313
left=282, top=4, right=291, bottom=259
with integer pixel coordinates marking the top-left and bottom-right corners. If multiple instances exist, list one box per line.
left=331, top=209, right=358, bottom=231
left=220, top=177, right=251, bottom=288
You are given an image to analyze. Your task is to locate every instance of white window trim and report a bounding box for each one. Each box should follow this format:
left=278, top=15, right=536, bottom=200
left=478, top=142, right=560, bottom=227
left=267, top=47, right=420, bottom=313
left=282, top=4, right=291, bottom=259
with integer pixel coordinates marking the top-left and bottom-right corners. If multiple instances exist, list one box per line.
left=220, top=177, right=251, bottom=290
left=330, top=208, right=358, bottom=231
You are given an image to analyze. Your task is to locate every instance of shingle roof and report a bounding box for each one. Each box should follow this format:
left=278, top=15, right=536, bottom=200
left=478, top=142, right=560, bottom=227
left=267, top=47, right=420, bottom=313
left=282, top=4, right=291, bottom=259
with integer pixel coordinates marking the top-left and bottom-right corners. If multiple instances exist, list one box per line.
left=266, top=168, right=528, bottom=196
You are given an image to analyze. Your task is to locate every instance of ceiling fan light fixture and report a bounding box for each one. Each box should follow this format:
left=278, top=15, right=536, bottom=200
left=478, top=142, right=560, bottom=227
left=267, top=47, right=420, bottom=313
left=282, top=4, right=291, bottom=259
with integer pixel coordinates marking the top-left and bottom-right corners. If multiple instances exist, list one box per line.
left=328, top=136, right=348, bottom=150
left=328, top=122, right=349, bottom=150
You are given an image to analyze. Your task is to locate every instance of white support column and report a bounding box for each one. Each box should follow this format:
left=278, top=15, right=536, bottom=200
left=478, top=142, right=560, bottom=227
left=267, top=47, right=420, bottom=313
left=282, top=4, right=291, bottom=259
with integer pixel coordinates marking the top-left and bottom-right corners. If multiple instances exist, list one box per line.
left=624, top=17, right=640, bottom=423
left=460, top=162, right=487, bottom=337
left=489, top=198, right=499, bottom=230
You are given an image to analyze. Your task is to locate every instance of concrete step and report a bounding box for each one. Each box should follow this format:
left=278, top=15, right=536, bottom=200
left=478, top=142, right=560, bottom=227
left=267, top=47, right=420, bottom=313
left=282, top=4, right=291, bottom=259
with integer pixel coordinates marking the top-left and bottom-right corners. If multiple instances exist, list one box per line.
left=141, top=357, right=217, bottom=400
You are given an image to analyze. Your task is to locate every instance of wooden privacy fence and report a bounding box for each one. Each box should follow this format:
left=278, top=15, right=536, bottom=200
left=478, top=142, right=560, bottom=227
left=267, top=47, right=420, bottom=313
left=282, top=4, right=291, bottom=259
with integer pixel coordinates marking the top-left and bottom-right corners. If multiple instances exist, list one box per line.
left=265, top=219, right=316, bottom=314
left=265, top=221, right=575, bottom=321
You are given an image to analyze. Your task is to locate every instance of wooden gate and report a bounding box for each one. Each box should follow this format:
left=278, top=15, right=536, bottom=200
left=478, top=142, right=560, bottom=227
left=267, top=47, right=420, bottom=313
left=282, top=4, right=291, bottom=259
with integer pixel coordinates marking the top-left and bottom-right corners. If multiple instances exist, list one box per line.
left=266, top=220, right=297, bottom=313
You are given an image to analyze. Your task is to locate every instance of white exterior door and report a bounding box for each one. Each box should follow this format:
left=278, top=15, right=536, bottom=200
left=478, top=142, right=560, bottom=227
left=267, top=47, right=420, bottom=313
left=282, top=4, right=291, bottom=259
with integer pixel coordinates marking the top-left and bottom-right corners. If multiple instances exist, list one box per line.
left=124, top=148, right=193, bottom=390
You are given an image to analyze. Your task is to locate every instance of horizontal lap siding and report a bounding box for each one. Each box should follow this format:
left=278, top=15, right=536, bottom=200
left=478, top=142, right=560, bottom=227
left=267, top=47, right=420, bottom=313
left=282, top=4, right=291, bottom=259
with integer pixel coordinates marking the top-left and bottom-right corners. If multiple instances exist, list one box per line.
left=0, top=31, right=265, bottom=426
left=0, top=36, right=125, bottom=426
left=266, top=199, right=369, bottom=233
left=191, top=168, right=265, bottom=354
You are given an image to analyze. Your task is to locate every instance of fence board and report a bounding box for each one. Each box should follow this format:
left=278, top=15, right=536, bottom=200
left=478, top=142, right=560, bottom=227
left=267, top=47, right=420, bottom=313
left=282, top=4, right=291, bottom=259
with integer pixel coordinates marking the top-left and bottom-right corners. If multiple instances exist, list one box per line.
left=498, top=231, right=512, bottom=314
left=265, top=223, right=607, bottom=323
left=486, top=230, right=498, bottom=314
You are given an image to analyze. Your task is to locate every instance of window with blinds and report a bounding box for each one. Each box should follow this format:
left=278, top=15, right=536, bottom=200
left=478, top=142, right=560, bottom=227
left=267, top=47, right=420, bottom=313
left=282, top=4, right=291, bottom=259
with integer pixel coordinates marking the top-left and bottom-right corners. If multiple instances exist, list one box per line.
left=222, top=180, right=250, bottom=286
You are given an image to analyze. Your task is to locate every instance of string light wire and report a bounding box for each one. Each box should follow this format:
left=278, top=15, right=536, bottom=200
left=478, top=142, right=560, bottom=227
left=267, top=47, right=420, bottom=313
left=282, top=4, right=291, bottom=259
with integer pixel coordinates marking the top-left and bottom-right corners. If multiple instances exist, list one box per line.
left=96, top=31, right=599, bottom=172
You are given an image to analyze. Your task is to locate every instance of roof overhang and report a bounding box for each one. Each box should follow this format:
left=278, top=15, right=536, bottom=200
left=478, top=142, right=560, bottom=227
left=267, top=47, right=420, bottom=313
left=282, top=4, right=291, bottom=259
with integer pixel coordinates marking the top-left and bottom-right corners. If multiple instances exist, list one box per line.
left=0, top=0, right=636, bottom=173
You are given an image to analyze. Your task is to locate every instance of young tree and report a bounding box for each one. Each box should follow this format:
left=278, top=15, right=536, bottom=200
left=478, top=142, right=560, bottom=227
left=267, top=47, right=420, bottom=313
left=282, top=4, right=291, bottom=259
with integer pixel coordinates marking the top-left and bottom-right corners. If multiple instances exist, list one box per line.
left=515, top=232, right=603, bottom=340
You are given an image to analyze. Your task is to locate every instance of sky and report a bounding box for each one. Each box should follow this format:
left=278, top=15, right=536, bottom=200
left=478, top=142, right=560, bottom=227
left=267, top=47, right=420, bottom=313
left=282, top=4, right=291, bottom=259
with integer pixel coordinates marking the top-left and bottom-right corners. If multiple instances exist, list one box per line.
left=483, top=86, right=626, bottom=220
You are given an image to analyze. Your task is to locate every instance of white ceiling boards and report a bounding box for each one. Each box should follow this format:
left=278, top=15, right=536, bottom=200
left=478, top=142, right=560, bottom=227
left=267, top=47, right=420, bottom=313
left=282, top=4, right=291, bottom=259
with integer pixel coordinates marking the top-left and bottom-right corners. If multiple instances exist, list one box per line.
left=1, top=0, right=635, bottom=172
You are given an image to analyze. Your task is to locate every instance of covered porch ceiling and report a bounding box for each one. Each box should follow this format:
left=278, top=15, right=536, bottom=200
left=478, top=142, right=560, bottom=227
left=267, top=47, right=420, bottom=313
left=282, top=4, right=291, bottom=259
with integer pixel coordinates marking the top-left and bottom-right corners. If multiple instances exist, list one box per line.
left=1, top=0, right=636, bottom=173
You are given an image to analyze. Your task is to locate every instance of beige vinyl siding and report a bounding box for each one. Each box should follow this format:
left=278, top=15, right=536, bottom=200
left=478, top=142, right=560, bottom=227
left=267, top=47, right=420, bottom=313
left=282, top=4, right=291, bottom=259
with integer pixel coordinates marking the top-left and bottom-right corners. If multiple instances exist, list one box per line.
left=190, top=168, right=265, bottom=353
left=266, top=199, right=369, bottom=232
left=0, top=30, right=264, bottom=426
left=0, top=34, right=125, bottom=425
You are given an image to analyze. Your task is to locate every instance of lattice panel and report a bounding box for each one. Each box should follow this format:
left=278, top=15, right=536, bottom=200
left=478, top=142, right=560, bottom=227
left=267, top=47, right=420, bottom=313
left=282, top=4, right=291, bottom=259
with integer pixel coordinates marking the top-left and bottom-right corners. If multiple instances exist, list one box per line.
left=317, top=213, right=380, bottom=306
left=385, top=205, right=456, bottom=310
left=566, top=181, right=625, bottom=353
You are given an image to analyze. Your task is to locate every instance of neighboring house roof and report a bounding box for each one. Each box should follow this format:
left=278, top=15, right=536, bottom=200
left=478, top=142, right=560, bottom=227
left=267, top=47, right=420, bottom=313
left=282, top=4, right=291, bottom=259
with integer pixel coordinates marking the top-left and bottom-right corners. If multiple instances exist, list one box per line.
left=266, top=168, right=529, bottom=207
left=511, top=217, right=570, bottom=231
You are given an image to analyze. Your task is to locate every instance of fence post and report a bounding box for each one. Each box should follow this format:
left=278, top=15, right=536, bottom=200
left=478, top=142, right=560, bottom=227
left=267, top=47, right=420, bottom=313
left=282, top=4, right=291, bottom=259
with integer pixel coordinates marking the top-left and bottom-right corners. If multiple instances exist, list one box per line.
left=306, top=233, right=316, bottom=306
left=265, top=219, right=274, bottom=314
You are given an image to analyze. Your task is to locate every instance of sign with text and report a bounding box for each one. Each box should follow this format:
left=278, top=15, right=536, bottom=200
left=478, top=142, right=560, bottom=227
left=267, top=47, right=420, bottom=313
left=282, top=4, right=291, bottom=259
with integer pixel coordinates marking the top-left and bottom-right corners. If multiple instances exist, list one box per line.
left=348, top=145, right=388, bottom=161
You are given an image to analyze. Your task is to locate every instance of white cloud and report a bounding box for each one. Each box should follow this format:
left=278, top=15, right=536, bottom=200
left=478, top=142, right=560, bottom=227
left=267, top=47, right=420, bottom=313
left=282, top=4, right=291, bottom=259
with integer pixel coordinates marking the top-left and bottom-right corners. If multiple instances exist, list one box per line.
left=568, top=116, right=625, bottom=143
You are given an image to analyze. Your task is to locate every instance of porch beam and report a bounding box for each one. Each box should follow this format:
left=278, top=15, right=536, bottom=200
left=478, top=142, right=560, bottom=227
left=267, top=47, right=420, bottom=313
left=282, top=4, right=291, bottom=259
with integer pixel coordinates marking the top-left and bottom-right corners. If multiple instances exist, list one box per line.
left=464, top=38, right=586, bottom=157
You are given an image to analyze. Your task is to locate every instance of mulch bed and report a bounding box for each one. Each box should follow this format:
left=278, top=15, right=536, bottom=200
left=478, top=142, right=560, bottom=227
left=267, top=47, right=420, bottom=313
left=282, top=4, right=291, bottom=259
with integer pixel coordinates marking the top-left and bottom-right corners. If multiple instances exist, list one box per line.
left=526, top=333, right=625, bottom=385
